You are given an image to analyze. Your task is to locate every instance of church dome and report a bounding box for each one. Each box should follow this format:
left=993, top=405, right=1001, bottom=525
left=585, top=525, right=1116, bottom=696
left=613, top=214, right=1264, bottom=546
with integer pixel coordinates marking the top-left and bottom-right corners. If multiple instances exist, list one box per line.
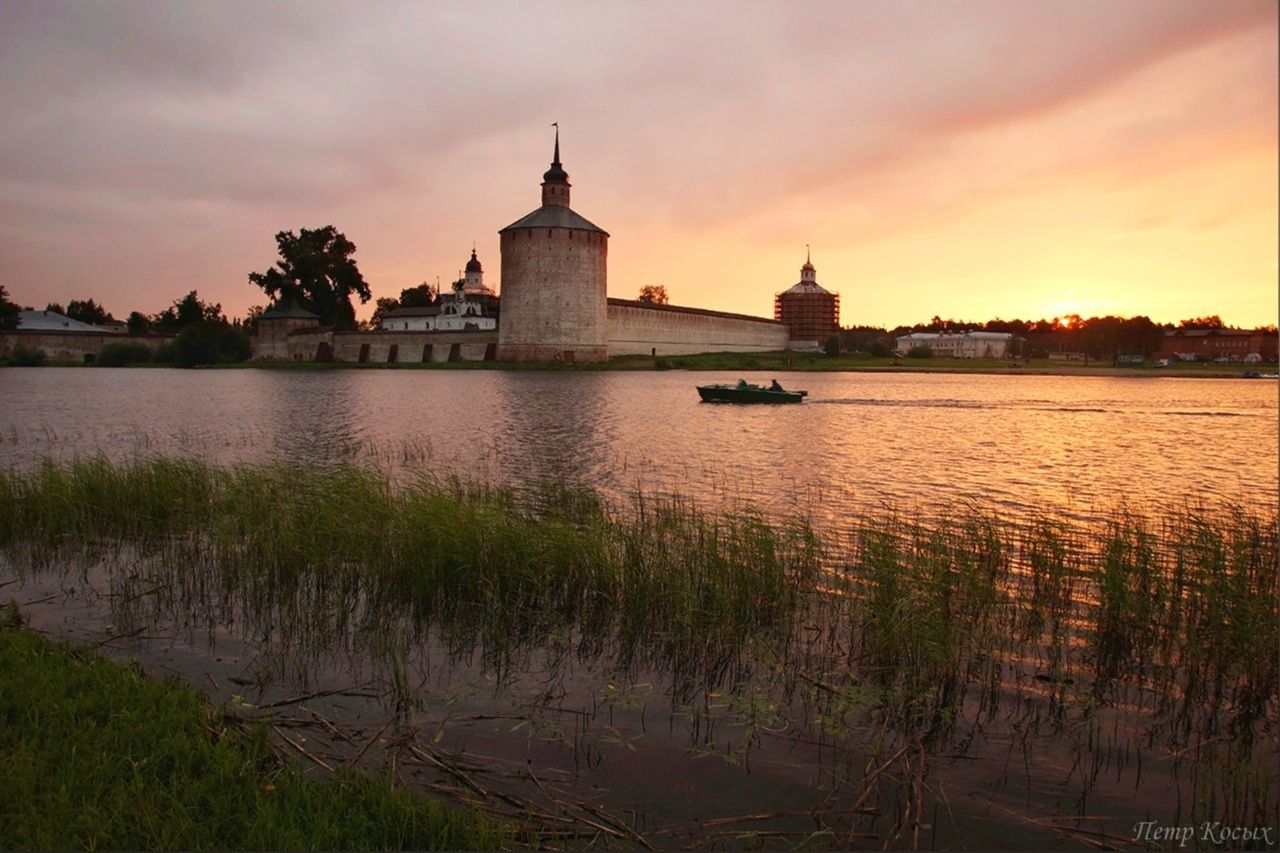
left=542, top=162, right=569, bottom=184
left=465, top=249, right=482, bottom=273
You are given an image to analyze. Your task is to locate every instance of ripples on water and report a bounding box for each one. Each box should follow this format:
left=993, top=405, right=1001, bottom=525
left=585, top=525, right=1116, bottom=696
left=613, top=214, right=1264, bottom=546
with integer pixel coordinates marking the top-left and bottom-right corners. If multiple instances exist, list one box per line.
left=1, top=368, right=1274, bottom=527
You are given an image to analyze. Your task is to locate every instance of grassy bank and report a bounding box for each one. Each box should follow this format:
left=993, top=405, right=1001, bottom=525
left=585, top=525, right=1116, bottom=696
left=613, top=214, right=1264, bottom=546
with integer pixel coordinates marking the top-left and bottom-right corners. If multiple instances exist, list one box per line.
left=0, top=607, right=500, bottom=850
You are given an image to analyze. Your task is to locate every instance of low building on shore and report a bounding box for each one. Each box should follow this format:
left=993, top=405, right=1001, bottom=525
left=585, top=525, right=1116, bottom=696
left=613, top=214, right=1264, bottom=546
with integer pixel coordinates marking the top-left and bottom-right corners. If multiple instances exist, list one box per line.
left=1, top=309, right=172, bottom=363
left=894, top=331, right=1013, bottom=359
left=1154, top=328, right=1278, bottom=363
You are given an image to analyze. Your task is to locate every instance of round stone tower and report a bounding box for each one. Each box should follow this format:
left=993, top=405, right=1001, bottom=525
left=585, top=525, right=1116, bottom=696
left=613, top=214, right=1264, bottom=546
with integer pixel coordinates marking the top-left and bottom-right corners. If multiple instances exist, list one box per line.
left=497, top=127, right=609, bottom=363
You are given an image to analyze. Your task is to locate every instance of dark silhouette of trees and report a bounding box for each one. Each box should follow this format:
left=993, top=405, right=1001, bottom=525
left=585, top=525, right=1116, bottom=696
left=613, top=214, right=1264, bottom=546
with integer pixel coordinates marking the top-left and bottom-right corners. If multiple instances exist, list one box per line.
left=369, top=297, right=400, bottom=329
left=366, top=282, right=441, bottom=329
left=249, top=226, right=370, bottom=328
left=151, top=291, right=225, bottom=332
left=65, top=299, right=114, bottom=326
left=126, top=311, right=152, bottom=334
left=856, top=312, right=1172, bottom=361
left=638, top=284, right=669, bottom=304
left=839, top=325, right=892, bottom=353
left=0, top=286, right=19, bottom=330
left=168, top=323, right=251, bottom=367
left=242, top=306, right=264, bottom=334
left=399, top=282, right=437, bottom=307
left=1178, top=315, right=1225, bottom=330
left=45, top=302, right=65, bottom=316
left=137, top=290, right=248, bottom=367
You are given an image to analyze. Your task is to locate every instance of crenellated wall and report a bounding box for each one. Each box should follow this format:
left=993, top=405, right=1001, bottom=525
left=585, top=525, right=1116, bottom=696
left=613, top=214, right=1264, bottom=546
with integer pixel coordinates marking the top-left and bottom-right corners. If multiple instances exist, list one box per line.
left=605, top=299, right=789, bottom=356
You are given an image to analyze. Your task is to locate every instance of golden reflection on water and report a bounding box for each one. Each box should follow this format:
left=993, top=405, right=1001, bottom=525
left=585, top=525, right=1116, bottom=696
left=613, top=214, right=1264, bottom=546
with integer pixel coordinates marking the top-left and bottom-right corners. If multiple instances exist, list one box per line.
left=0, top=368, right=1275, bottom=529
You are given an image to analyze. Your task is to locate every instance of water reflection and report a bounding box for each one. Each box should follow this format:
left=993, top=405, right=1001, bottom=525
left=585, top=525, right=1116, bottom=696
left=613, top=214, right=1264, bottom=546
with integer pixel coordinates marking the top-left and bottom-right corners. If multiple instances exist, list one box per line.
left=0, top=368, right=1275, bottom=526
left=493, top=372, right=613, bottom=493
left=259, top=372, right=362, bottom=464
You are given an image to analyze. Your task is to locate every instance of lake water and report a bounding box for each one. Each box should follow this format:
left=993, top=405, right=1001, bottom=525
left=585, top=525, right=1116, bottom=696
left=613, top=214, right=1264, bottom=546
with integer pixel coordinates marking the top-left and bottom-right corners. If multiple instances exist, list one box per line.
left=1, top=367, right=1275, bottom=526
left=2, top=366, right=1277, bottom=848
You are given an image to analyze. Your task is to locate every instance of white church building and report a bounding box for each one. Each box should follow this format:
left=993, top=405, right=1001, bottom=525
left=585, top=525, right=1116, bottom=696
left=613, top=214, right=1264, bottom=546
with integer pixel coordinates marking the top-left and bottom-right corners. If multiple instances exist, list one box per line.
left=379, top=249, right=496, bottom=333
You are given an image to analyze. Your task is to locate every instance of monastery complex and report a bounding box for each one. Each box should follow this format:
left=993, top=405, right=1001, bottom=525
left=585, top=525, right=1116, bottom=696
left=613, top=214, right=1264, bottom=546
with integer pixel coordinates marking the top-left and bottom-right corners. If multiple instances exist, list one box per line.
left=0, top=131, right=845, bottom=365
left=256, top=131, right=836, bottom=364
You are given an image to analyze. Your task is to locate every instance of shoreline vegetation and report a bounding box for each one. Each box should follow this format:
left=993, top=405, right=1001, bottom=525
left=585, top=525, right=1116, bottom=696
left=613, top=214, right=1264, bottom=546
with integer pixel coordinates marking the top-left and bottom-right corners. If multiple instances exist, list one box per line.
left=2, top=456, right=1277, bottom=846
left=0, top=606, right=501, bottom=850
left=5, top=350, right=1274, bottom=377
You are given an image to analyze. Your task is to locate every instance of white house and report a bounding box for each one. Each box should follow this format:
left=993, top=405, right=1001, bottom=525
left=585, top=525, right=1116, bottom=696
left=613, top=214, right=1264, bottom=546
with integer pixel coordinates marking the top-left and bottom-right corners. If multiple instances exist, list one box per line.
left=895, top=331, right=1013, bottom=359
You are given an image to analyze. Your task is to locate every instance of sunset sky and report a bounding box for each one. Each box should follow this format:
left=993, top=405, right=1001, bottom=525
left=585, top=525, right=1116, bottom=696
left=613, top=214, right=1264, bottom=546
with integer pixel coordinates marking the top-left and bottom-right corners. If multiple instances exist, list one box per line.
left=1, top=1, right=1276, bottom=328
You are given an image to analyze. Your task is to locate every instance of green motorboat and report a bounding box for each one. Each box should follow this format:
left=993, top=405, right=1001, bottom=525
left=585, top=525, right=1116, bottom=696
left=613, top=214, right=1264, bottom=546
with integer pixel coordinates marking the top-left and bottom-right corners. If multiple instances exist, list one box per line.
left=696, top=379, right=807, bottom=404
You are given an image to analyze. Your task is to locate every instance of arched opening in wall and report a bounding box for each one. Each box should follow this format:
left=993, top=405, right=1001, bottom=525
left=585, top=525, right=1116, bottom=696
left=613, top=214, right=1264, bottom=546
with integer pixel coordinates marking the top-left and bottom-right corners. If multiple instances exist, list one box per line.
left=358, top=343, right=370, bottom=363
left=484, top=343, right=496, bottom=361
left=421, top=344, right=433, bottom=363
left=387, top=344, right=399, bottom=364
left=314, top=342, right=333, bottom=362
left=448, top=343, right=461, bottom=362
left=83, top=353, right=95, bottom=364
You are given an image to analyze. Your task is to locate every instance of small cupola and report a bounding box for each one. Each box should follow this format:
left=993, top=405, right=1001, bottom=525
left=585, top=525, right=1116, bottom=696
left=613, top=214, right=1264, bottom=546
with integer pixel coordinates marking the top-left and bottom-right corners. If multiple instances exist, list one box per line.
left=800, top=245, right=817, bottom=282
left=541, top=124, right=571, bottom=207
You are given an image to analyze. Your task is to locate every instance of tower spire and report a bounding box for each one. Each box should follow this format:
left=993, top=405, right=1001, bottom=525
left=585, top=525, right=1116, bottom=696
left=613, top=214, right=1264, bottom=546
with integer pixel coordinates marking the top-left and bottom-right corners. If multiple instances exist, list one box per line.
left=541, top=122, right=570, bottom=206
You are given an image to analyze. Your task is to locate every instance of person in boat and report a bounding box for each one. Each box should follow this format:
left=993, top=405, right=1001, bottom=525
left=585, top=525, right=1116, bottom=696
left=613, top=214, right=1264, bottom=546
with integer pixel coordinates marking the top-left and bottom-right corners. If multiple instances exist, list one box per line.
left=737, top=379, right=749, bottom=389
left=770, top=379, right=783, bottom=392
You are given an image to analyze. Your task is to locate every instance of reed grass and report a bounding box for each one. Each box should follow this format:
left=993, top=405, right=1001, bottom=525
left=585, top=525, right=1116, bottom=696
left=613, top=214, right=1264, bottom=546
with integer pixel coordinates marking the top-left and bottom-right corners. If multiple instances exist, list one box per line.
left=1, top=456, right=1275, bottom=837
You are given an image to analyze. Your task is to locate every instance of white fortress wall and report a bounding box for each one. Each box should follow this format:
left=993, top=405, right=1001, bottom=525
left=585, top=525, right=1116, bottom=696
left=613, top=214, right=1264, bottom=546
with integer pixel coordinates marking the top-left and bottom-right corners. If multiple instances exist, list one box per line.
left=606, top=299, right=789, bottom=356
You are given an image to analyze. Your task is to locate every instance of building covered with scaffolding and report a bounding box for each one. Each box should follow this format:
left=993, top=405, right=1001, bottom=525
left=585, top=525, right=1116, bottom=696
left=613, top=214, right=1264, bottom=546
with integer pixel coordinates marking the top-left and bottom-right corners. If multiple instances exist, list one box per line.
left=774, top=250, right=840, bottom=350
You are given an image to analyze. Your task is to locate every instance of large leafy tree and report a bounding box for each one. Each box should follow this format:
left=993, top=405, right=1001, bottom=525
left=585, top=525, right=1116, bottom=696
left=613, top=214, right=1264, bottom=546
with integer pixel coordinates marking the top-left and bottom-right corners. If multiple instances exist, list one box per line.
left=248, top=226, right=370, bottom=328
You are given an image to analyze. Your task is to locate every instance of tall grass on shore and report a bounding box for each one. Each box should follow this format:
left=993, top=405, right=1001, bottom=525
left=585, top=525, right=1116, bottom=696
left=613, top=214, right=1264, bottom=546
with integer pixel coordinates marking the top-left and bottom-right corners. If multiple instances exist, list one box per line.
left=1, top=456, right=1276, bottom=837
left=0, top=605, right=500, bottom=850
left=0, top=456, right=821, bottom=688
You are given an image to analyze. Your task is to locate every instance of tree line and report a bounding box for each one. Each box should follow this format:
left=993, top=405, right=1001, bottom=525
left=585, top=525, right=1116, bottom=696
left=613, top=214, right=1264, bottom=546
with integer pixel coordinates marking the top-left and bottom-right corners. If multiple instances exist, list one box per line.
left=837, top=314, right=1277, bottom=360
